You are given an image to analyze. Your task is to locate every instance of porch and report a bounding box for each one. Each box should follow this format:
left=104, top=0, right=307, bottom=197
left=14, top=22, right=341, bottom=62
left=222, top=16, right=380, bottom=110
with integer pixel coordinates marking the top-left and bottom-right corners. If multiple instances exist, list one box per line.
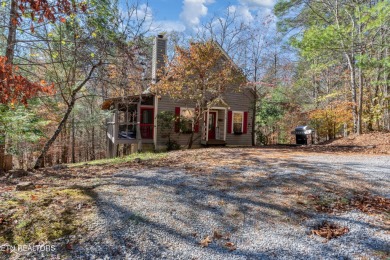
left=201, top=106, right=228, bottom=146
left=102, top=94, right=157, bottom=157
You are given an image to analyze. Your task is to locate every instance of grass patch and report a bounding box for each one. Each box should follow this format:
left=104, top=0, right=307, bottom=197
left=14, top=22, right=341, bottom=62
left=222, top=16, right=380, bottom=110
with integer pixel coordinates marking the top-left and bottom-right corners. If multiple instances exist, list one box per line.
left=0, top=188, right=94, bottom=246
left=68, top=152, right=166, bottom=168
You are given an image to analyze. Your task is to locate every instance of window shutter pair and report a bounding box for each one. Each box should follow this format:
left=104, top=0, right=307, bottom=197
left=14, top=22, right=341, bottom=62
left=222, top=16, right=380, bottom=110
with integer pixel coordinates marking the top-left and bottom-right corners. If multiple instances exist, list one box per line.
left=227, top=110, right=248, bottom=134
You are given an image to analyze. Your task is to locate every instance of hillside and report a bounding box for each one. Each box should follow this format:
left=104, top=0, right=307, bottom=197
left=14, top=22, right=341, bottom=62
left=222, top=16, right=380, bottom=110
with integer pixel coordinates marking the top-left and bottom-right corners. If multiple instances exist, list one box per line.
left=324, top=132, right=390, bottom=154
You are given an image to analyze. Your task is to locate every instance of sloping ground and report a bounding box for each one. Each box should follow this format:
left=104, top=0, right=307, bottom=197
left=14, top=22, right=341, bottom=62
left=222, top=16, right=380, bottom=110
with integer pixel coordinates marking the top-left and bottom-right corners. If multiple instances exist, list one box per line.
left=2, top=148, right=388, bottom=260
left=323, top=132, right=390, bottom=154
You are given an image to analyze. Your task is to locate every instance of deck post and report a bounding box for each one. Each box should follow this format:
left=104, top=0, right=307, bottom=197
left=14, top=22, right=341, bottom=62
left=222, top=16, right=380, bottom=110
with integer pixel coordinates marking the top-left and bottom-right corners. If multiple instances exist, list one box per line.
left=113, top=102, right=118, bottom=142
left=107, top=136, right=111, bottom=158
left=153, top=95, right=158, bottom=149
left=224, top=107, right=227, bottom=141
left=136, top=98, right=142, bottom=151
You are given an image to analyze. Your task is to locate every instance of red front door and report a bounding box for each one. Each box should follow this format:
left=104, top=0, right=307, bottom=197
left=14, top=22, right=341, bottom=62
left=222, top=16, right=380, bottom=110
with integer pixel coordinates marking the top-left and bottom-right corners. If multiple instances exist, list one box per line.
left=140, top=108, right=154, bottom=139
left=208, top=112, right=217, bottom=140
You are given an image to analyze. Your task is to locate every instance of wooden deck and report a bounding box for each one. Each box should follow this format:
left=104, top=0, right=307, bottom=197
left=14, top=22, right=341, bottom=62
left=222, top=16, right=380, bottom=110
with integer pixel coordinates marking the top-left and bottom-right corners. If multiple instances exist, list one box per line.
left=201, top=139, right=227, bottom=146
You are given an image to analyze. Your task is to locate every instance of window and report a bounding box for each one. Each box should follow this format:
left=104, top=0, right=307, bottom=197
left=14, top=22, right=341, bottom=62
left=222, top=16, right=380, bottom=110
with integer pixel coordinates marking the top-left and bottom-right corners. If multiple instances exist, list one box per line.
left=232, top=111, right=243, bottom=134
left=117, top=103, right=137, bottom=139
left=180, top=108, right=195, bottom=133
left=118, top=103, right=137, bottom=124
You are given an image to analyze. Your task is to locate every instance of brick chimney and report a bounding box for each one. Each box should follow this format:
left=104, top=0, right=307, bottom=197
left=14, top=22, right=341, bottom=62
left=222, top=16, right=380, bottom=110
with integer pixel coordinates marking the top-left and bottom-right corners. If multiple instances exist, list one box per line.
left=152, top=34, right=167, bottom=83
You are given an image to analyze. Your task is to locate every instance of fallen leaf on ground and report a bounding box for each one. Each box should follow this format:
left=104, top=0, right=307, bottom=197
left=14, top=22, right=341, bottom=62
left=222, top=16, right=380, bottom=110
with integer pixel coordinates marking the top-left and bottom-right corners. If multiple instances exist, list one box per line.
left=225, top=242, right=236, bottom=251
left=213, top=230, right=223, bottom=239
left=311, top=221, right=349, bottom=241
left=200, top=236, right=212, bottom=247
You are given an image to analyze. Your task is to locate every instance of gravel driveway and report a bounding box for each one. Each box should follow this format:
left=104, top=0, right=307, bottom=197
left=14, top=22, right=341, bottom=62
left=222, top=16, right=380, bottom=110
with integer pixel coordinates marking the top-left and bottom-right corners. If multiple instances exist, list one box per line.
left=28, top=148, right=390, bottom=259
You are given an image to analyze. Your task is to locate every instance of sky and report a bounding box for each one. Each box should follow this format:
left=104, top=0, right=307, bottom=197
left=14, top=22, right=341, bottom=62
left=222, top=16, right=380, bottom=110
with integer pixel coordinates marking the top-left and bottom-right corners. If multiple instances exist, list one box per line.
left=139, top=0, right=277, bottom=33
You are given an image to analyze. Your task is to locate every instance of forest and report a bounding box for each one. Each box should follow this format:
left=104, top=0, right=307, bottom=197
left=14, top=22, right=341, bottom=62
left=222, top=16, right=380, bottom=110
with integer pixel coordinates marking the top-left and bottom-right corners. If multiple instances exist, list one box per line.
left=0, top=0, right=389, bottom=169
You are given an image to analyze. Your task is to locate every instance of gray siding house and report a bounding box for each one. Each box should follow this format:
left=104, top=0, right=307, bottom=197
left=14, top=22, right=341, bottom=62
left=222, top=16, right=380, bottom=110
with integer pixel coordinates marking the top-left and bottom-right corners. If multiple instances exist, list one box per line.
left=103, top=35, right=255, bottom=157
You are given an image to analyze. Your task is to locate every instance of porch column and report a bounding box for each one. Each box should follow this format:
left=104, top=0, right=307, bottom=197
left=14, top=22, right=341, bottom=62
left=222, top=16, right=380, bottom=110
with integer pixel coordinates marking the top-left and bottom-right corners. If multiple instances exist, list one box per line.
left=136, top=98, right=142, bottom=151
left=107, top=137, right=111, bottom=158
left=224, top=107, right=227, bottom=141
left=153, top=95, right=158, bottom=149
left=206, top=108, right=209, bottom=142
left=113, top=102, right=118, bottom=141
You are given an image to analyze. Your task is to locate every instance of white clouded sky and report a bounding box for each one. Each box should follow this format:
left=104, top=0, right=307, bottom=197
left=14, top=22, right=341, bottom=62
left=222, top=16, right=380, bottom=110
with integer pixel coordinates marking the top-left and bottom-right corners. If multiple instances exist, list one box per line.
left=239, top=0, right=275, bottom=8
left=139, top=0, right=276, bottom=33
left=152, top=20, right=186, bottom=33
left=179, top=0, right=215, bottom=27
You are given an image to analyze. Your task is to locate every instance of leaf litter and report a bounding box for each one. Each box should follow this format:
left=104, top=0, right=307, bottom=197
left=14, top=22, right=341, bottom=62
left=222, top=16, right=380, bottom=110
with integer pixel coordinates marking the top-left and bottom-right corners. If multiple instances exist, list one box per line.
left=311, top=221, right=349, bottom=241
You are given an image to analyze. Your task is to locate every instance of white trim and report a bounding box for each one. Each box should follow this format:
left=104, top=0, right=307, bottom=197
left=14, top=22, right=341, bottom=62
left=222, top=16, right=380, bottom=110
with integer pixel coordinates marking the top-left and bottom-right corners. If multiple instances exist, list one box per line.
left=210, top=106, right=228, bottom=110
left=153, top=95, right=158, bottom=148
left=114, top=102, right=118, bottom=142
left=224, top=108, right=227, bottom=141
left=136, top=99, right=142, bottom=151
left=232, top=111, right=244, bottom=133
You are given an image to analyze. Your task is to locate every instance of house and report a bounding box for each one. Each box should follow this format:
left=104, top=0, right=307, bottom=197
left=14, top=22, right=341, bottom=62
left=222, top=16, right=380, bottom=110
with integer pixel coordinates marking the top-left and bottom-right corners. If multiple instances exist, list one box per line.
left=102, top=35, right=255, bottom=157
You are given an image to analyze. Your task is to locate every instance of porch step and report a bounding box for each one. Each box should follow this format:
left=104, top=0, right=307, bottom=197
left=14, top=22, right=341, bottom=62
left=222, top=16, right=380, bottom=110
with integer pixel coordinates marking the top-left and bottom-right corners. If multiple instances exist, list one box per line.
left=142, top=144, right=155, bottom=152
left=202, top=140, right=227, bottom=146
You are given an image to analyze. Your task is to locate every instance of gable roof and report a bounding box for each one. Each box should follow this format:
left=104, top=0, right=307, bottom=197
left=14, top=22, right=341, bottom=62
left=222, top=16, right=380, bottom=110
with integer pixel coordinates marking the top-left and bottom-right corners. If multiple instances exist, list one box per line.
left=207, top=96, right=230, bottom=108
left=211, top=40, right=247, bottom=82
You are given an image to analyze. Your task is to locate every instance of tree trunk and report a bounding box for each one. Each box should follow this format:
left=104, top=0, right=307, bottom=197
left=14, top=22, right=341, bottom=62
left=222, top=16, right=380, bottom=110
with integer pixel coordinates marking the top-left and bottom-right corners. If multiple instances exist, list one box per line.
left=384, top=44, right=390, bottom=131
left=91, top=126, right=95, bottom=160
left=71, top=115, right=76, bottom=163
left=34, top=62, right=101, bottom=168
left=5, top=0, right=17, bottom=64
left=0, top=0, right=18, bottom=171
left=357, top=16, right=363, bottom=135
left=34, top=101, right=76, bottom=168
left=357, top=66, right=363, bottom=134
left=61, top=125, right=68, bottom=163
left=188, top=131, right=194, bottom=149
left=345, top=54, right=358, bottom=133
left=90, top=103, right=95, bottom=160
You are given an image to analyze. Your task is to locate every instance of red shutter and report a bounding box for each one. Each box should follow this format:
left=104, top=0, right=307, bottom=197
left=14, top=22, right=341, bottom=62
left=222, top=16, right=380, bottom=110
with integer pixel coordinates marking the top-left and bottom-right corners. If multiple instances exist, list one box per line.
left=175, top=107, right=180, bottom=133
left=227, top=110, right=232, bottom=134
left=243, top=111, right=248, bottom=134
left=194, top=107, right=199, bottom=133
